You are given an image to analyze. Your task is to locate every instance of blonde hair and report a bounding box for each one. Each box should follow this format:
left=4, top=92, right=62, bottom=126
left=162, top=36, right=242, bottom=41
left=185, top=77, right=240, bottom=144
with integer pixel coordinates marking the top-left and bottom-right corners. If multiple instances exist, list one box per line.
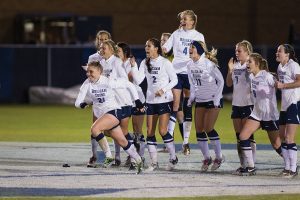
left=197, top=41, right=218, bottom=65
left=87, top=61, right=103, bottom=73
left=178, top=10, right=197, bottom=29
left=102, top=39, right=118, bottom=55
left=95, top=30, right=111, bottom=49
left=249, top=53, right=269, bottom=71
left=236, top=40, right=253, bottom=55
left=161, top=32, right=171, bottom=38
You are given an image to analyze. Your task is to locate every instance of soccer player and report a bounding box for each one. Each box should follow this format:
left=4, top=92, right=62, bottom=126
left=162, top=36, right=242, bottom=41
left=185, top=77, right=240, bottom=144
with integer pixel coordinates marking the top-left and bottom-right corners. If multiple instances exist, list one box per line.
left=75, top=61, right=144, bottom=174
left=226, top=40, right=257, bottom=173
left=99, top=40, right=136, bottom=169
left=162, top=10, right=205, bottom=155
left=159, top=32, right=184, bottom=152
left=117, top=42, right=147, bottom=169
left=131, top=38, right=178, bottom=171
left=239, top=53, right=281, bottom=176
left=275, top=44, right=300, bottom=178
left=187, top=41, right=225, bottom=171
left=86, top=30, right=113, bottom=168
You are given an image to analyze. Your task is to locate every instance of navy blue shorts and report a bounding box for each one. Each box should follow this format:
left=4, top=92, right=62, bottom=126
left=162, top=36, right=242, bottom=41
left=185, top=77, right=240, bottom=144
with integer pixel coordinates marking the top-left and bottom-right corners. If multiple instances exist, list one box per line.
left=195, top=99, right=223, bottom=109
left=248, top=116, right=279, bottom=131
left=131, top=106, right=146, bottom=116
left=107, top=109, right=122, bottom=122
left=231, top=105, right=254, bottom=119
left=279, top=103, right=300, bottom=125
left=173, top=74, right=190, bottom=90
left=146, top=102, right=172, bottom=115
left=118, top=106, right=132, bottom=120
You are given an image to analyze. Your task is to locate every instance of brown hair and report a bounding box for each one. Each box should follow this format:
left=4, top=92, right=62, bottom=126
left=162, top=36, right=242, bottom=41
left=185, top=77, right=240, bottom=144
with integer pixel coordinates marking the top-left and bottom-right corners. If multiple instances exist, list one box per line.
left=249, top=53, right=269, bottom=71
left=87, top=61, right=103, bottom=73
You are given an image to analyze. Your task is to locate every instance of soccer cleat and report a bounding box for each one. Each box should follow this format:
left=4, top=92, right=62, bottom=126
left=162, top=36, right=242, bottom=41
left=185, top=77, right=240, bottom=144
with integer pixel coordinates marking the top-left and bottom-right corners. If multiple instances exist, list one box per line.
left=136, top=161, right=143, bottom=174
left=232, top=167, right=246, bottom=175
left=201, top=157, right=212, bottom=172
left=182, top=143, right=191, bottom=155
left=284, top=166, right=299, bottom=178
left=87, top=156, right=97, bottom=168
left=129, top=162, right=137, bottom=171
left=111, top=159, right=121, bottom=167
left=103, top=157, right=114, bottom=168
left=239, top=167, right=256, bottom=176
left=146, top=163, right=159, bottom=172
left=166, top=156, right=178, bottom=171
left=124, top=155, right=131, bottom=167
left=211, top=155, right=225, bottom=171
left=279, top=169, right=290, bottom=176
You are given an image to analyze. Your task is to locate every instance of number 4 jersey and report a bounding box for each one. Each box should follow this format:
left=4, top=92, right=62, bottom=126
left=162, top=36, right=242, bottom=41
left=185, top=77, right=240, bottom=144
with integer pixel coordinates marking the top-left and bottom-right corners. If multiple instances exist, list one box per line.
left=163, top=28, right=205, bottom=74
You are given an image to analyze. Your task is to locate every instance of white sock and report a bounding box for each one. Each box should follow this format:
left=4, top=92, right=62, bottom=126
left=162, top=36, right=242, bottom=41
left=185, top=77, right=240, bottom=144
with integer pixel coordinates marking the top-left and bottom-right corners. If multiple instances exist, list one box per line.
left=250, top=141, right=256, bottom=163
left=197, top=140, right=210, bottom=159
left=124, top=144, right=141, bottom=164
left=138, top=134, right=146, bottom=157
left=98, top=137, right=112, bottom=158
left=183, top=121, right=192, bottom=144
left=168, top=116, right=177, bottom=136
left=114, top=140, right=121, bottom=160
left=210, top=139, right=222, bottom=159
left=91, top=138, right=98, bottom=158
left=147, top=144, right=158, bottom=164
left=288, top=144, right=298, bottom=172
left=165, top=142, right=176, bottom=160
left=282, top=143, right=290, bottom=170
left=243, top=149, right=254, bottom=168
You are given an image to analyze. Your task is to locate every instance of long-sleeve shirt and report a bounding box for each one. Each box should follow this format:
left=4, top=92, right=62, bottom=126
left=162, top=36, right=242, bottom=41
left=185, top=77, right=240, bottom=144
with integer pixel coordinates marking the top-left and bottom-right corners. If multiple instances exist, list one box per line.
left=131, top=55, right=178, bottom=104
left=163, top=28, right=205, bottom=74
left=249, top=70, right=279, bottom=121
left=277, top=59, right=300, bottom=111
left=187, top=54, right=224, bottom=106
left=75, top=76, right=139, bottom=118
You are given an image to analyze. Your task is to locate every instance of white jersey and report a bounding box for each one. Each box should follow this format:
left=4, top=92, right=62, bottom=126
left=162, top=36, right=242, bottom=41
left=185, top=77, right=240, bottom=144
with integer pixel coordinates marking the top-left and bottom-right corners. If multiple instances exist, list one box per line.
left=88, top=52, right=104, bottom=63
left=75, top=76, right=139, bottom=118
left=163, top=28, right=205, bottom=74
left=131, top=55, right=178, bottom=104
left=187, top=54, right=224, bottom=106
left=123, top=59, right=146, bottom=103
left=232, top=62, right=253, bottom=106
left=277, top=59, right=300, bottom=111
left=249, top=70, right=279, bottom=121
left=100, top=55, right=133, bottom=107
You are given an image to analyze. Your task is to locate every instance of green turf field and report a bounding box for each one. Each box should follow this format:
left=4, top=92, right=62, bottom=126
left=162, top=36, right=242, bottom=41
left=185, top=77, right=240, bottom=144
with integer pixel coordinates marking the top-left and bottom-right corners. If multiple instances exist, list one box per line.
left=0, top=102, right=299, bottom=143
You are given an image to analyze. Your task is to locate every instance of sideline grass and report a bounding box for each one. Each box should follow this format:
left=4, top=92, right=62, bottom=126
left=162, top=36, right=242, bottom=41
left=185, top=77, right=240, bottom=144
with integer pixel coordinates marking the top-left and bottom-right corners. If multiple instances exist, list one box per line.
left=0, top=102, right=299, bottom=143
left=1, top=194, right=300, bottom=200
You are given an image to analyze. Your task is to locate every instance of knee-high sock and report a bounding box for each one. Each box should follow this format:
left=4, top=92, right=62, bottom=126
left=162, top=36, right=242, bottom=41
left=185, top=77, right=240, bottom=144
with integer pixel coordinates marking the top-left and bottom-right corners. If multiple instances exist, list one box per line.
left=147, top=136, right=158, bottom=164
left=138, top=134, right=146, bottom=157
left=95, top=133, right=112, bottom=158
left=197, top=132, right=210, bottom=159
left=281, top=143, right=290, bottom=170
left=236, top=132, right=245, bottom=168
left=287, top=143, right=298, bottom=172
left=240, top=139, right=254, bottom=168
left=91, top=135, right=98, bottom=158
left=123, top=142, right=141, bottom=164
left=207, top=129, right=222, bottom=159
left=183, top=98, right=192, bottom=144
left=162, top=132, right=176, bottom=160
left=168, top=111, right=177, bottom=136
left=249, top=134, right=256, bottom=163
left=179, top=122, right=184, bottom=139
left=114, top=140, right=121, bottom=161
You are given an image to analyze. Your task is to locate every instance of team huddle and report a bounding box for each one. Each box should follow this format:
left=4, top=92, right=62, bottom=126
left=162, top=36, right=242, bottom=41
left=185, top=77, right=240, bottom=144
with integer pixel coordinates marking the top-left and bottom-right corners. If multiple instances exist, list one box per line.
left=75, top=10, right=300, bottom=177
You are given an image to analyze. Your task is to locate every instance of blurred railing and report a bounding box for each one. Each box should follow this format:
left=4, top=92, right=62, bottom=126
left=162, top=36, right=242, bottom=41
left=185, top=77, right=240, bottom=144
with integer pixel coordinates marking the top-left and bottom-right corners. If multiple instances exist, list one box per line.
left=0, top=44, right=299, bottom=103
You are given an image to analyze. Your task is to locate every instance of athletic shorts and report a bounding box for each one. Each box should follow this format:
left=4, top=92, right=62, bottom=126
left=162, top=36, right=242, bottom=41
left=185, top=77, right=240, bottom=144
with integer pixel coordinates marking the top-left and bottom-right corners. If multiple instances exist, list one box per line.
left=195, top=99, right=223, bottom=109
left=279, top=102, right=300, bottom=125
left=107, top=109, right=122, bottom=122
left=231, top=105, right=254, bottom=119
left=146, top=102, right=172, bottom=115
left=173, top=74, right=190, bottom=90
left=118, top=106, right=132, bottom=120
left=248, top=116, right=279, bottom=131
